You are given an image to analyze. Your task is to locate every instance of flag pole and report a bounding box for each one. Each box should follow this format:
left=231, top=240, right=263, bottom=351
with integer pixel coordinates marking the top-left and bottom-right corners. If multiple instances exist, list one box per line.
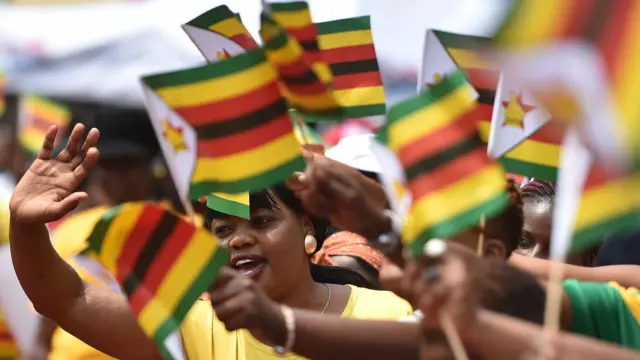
left=476, top=215, right=485, bottom=257
left=295, top=111, right=311, bottom=145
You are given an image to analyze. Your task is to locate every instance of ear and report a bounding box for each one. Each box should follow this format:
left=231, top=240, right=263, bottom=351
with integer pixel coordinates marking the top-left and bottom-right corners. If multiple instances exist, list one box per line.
left=300, top=214, right=315, bottom=236
left=483, top=238, right=507, bottom=259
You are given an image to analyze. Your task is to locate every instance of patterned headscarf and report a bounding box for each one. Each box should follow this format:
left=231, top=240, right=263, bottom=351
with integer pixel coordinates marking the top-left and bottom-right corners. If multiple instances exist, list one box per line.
left=312, top=231, right=388, bottom=271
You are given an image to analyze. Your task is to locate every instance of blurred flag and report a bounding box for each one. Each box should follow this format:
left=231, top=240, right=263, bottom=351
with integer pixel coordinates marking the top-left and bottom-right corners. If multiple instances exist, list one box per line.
left=379, top=71, right=508, bottom=256
left=494, top=0, right=637, bottom=166
left=141, top=49, right=305, bottom=198
left=0, top=73, right=5, bottom=117
left=0, top=311, right=18, bottom=359
left=269, top=1, right=332, bottom=84
left=425, top=30, right=562, bottom=180
left=260, top=12, right=341, bottom=118
left=18, top=95, right=71, bottom=157
left=82, top=202, right=228, bottom=360
left=290, top=111, right=323, bottom=145
left=316, top=16, right=387, bottom=119
left=207, top=192, right=250, bottom=220
left=182, top=5, right=258, bottom=63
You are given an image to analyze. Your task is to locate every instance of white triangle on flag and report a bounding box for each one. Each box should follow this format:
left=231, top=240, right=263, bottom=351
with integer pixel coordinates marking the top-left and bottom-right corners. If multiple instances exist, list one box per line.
left=141, top=84, right=197, bottom=204
left=182, top=24, right=248, bottom=63
left=550, top=128, right=591, bottom=261
left=417, top=29, right=478, bottom=98
left=487, top=73, right=551, bottom=159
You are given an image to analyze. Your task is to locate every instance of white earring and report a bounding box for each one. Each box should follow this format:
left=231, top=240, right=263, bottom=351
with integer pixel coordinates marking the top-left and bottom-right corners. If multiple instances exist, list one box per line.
left=304, top=234, right=317, bottom=254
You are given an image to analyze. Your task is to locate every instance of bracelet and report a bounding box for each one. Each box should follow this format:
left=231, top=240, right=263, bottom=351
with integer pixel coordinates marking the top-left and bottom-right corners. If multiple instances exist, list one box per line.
left=273, top=305, right=295, bottom=355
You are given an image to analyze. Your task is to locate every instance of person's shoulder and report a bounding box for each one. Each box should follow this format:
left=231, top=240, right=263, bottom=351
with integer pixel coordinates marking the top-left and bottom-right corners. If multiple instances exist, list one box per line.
left=344, top=285, right=413, bottom=320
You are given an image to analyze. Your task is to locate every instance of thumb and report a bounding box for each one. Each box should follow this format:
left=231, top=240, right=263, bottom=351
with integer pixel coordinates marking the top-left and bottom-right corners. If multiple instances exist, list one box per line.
left=48, top=192, right=88, bottom=221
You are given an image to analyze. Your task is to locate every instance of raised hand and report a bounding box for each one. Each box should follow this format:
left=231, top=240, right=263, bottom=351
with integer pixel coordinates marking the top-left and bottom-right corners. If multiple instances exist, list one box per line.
left=10, top=124, right=100, bottom=225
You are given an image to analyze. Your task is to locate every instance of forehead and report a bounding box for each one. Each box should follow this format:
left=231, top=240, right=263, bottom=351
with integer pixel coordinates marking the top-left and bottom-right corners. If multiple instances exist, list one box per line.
left=523, top=201, right=553, bottom=231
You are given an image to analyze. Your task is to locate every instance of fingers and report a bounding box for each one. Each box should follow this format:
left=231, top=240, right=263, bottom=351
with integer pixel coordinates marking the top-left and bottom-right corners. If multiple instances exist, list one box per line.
left=57, top=123, right=85, bottom=162
left=210, top=273, right=253, bottom=306
left=49, top=192, right=88, bottom=220
left=70, top=128, right=100, bottom=168
left=72, top=147, right=99, bottom=180
left=37, top=126, right=58, bottom=160
left=208, top=267, right=237, bottom=292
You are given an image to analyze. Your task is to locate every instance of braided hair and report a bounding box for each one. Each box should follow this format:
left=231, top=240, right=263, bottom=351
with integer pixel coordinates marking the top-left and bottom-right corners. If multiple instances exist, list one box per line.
left=521, top=180, right=556, bottom=203
left=486, top=179, right=524, bottom=255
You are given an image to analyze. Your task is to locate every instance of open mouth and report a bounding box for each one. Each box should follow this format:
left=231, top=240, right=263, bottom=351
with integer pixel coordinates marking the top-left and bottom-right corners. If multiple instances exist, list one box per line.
left=230, top=254, right=267, bottom=280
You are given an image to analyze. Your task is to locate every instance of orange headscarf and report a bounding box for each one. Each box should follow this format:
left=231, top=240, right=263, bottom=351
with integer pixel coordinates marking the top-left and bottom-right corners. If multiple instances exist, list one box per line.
left=312, top=231, right=388, bottom=271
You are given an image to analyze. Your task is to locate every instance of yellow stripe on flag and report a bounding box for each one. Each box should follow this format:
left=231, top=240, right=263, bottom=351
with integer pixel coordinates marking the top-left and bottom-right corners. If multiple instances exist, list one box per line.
left=574, top=172, right=640, bottom=231
left=499, top=0, right=568, bottom=46
left=447, top=48, right=493, bottom=70
left=272, top=9, right=313, bottom=28
left=318, top=30, right=373, bottom=49
left=210, top=17, right=248, bottom=38
left=193, top=133, right=301, bottom=183
left=19, top=128, right=45, bottom=152
left=403, top=165, right=506, bottom=241
left=283, top=88, right=339, bottom=111
left=614, top=0, right=640, bottom=147
left=156, top=62, right=277, bottom=109
left=212, top=191, right=250, bottom=206
left=99, top=203, right=146, bottom=274
left=334, top=86, right=386, bottom=108
left=265, top=35, right=306, bottom=65
left=503, top=139, right=561, bottom=168
left=137, top=230, right=220, bottom=335
left=388, top=84, right=476, bottom=151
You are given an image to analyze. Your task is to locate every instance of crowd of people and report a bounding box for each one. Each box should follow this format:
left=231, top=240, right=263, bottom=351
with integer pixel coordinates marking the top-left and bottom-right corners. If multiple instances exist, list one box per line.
left=0, top=103, right=633, bottom=359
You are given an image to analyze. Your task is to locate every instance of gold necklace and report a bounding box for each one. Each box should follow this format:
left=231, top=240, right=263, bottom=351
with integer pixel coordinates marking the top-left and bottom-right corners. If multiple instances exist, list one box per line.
left=320, top=283, right=332, bottom=314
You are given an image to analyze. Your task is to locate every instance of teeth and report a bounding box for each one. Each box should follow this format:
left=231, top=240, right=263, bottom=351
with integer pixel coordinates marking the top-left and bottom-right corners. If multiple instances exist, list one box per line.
left=235, top=259, right=254, bottom=266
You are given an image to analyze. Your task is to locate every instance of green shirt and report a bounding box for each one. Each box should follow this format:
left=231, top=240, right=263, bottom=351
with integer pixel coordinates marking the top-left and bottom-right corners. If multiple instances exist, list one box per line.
left=564, top=279, right=640, bottom=350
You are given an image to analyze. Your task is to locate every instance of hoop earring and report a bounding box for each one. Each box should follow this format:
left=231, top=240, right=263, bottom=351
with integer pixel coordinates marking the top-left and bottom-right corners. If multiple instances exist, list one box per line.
left=304, top=234, right=317, bottom=254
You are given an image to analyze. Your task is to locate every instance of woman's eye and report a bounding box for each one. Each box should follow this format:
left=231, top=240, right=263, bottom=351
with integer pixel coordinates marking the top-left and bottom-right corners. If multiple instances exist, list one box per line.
left=252, top=216, right=273, bottom=227
left=518, top=236, right=534, bottom=249
left=214, top=226, right=232, bottom=238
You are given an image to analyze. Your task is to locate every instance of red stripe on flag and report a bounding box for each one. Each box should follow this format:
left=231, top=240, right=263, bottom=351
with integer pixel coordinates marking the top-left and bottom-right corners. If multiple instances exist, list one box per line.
left=229, top=34, right=258, bottom=50
left=398, top=110, right=477, bottom=168
left=332, top=72, right=383, bottom=89
left=583, top=164, right=626, bottom=189
left=128, top=221, right=195, bottom=314
left=473, top=103, right=494, bottom=122
left=464, top=68, right=499, bottom=92
left=409, top=147, right=493, bottom=199
left=174, top=81, right=282, bottom=126
left=115, top=206, right=165, bottom=283
left=528, top=122, right=566, bottom=144
left=598, top=0, right=634, bottom=79
left=564, top=0, right=597, bottom=37
left=284, top=78, right=330, bottom=95
left=322, top=44, right=376, bottom=64
left=286, top=24, right=317, bottom=43
left=197, top=113, right=295, bottom=157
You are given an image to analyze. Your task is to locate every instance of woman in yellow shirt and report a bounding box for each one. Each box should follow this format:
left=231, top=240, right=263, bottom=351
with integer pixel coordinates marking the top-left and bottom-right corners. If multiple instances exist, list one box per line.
left=9, top=124, right=412, bottom=359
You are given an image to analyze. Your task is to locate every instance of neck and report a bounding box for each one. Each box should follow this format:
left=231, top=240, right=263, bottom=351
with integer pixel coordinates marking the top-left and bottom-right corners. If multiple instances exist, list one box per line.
left=277, top=267, right=330, bottom=312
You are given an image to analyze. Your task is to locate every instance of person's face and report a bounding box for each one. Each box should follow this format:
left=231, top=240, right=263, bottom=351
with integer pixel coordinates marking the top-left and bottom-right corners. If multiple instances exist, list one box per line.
left=95, top=157, right=151, bottom=205
left=209, top=194, right=313, bottom=301
left=518, top=200, right=553, bottom=259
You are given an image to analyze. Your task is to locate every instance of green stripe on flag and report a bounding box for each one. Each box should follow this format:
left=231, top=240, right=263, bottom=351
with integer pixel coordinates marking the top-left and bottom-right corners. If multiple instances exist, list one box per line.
left=433, top=30, right=489, bottom=49
left=500, top=158, right=558, bottom=181
left=186, top=5, right=235, bottom=29
left=207, top=193, right=250, bottom=219
left=317, top=16, right=372, bottom=34
left=269, top=1, right=309, bottom=12
left=572, top=211, right=640, bottom=254
left=83, top=205, right=123, bottom=256
left=143, top=49, right=268, bottom=89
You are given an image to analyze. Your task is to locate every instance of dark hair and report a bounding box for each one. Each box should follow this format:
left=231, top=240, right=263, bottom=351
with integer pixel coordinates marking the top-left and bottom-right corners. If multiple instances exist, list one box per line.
left=480, top=258, right=545, bottom=325
left=486, top=179, right=524, bottom=255
left=204, top=183, right=330, bottom=254
left=522, top=180, right=556, bottom=203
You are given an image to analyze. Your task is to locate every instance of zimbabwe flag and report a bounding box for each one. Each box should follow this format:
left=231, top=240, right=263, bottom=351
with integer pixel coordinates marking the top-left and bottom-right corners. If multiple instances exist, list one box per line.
left=185, top=5, right=257, bottom=51
left=436, top=31, right=562, bottom=180
left=572, top=165, right=640, bottom=253
left=316, top=16, right=386, bottom=118
left=83, top=202, right=228, bottom=360
left=143, top=49, right=306, bottom=195
left=260, top=14, right=340, bottom=117
left=207, top=192, right=250, bottom=220
left=19, top=95, right=71, bottom=156
left=495, top=0, right=640, bottom=160
left=0, top=311, right=18, bottom=359
left=379, top=71, right=508, bottom=257
left=269, top=1, right=332, bottom=84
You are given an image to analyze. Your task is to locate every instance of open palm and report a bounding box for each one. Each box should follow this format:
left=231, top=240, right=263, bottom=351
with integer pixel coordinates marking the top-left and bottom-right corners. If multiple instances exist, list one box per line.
left=10, top=124, right=100, bottom=225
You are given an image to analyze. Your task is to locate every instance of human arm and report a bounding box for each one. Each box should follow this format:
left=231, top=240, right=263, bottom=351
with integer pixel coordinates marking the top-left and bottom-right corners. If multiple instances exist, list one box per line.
left=462, top=309, right=640, bottom=360
left=510, top=253, right=640, bottom=288
left=9, top=124, right=160, bottom=359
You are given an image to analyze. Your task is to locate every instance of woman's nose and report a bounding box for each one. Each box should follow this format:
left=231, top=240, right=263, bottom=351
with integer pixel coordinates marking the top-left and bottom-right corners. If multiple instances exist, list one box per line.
left=227, top=231, right=257, bottom=250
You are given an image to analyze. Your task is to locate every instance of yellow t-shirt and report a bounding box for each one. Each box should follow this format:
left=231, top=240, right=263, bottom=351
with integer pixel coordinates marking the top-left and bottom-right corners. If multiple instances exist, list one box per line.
left=180, top=285, right=413, bottom=360
left=49, top=207, right=115, bottom=360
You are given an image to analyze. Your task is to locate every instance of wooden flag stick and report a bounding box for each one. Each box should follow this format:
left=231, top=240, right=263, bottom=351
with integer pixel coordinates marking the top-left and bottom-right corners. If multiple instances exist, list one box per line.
left=543, top=260, right=565, bottom=333
left=295, top=111, right=311, bottom=145
left=440, top=312, right=470, bottom=360
left=476, top=215, right=485, bottom=257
